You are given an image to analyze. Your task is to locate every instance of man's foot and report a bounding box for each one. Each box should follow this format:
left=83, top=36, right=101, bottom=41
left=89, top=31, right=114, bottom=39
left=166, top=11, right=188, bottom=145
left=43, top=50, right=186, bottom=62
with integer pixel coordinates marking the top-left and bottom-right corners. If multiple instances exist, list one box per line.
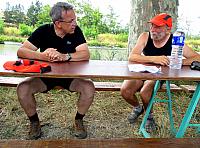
left=145, top=117, right=158, bottom=133
left=128, top=106, right=144, bottom=124
left=28, top=121, right=41, bottom=140
left=73, top=119, right=87, bottom=139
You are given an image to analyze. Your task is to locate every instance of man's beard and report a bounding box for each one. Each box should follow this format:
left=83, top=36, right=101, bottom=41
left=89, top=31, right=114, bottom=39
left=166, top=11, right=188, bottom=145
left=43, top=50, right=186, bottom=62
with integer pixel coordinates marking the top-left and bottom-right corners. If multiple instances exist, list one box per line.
left=150, top=32, right=166, bottom=41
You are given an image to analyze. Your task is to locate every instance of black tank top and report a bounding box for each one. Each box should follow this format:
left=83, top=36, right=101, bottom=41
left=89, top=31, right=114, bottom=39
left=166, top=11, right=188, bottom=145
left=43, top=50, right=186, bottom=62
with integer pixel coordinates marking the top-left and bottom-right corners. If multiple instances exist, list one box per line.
left=143, top=32, right=173, bottom=56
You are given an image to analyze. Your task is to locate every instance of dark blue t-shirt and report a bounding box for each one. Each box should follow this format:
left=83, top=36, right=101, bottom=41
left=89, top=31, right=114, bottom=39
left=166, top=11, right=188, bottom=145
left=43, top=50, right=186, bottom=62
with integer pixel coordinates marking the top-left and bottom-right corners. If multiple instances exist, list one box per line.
left=28, top=24, right=86, bottom=54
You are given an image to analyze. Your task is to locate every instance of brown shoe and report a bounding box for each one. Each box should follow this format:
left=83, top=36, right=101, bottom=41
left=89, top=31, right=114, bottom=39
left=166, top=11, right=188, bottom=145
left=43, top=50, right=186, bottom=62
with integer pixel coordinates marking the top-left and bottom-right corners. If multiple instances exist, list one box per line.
left=73, top=119, right=87, bottom=139
left=28, top=121, right=41, bottom=140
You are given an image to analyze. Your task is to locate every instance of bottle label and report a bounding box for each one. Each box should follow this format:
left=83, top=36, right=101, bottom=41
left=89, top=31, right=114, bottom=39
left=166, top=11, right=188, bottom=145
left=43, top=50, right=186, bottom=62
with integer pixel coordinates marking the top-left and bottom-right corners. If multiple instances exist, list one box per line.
left=172, top=36, right=185, bottom=46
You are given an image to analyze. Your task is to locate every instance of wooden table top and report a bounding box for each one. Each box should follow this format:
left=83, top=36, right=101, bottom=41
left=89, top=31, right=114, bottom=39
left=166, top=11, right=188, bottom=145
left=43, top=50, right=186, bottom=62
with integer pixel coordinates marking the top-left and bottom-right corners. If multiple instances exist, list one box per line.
left=0, top=56, right=199, bottom=81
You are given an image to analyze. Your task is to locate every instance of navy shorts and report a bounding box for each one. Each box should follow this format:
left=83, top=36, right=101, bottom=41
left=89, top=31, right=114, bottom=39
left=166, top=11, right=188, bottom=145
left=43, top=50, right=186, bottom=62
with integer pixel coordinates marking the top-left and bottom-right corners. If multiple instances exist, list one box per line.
left=40, top=78, right=74, bottom=92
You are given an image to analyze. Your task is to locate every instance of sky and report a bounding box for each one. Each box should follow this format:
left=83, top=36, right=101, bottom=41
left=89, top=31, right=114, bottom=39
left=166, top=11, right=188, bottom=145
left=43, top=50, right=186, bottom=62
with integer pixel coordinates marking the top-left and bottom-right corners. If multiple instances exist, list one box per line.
left=0, top=0, right=200, bottom=35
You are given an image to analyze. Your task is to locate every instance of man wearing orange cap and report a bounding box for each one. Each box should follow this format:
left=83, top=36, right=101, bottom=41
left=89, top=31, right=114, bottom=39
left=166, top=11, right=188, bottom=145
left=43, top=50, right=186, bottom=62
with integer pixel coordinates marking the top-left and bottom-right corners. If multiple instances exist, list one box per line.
left=120, top=13, right=200, bottom=133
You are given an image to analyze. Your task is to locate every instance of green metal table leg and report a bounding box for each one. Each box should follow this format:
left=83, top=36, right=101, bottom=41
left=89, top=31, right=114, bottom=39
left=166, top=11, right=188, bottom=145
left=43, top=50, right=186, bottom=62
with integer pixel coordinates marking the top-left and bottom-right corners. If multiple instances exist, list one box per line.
left=166, top=80, right=176, bottom=135
left=139, top=80, right=160, bottom=138
left=176, top=82, right=200, bottom=138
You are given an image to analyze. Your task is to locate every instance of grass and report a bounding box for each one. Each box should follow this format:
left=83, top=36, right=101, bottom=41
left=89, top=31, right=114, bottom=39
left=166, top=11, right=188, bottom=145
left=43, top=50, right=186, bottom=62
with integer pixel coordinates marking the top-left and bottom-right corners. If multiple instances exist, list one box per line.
left=0, top=82, right=199, bottom=140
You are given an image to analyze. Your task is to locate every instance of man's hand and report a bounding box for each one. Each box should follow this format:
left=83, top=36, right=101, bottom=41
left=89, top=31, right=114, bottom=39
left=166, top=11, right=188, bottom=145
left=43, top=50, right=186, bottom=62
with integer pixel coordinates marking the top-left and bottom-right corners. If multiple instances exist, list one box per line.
left=152, top=56, right=170, bottom=66
left=44, top=48, right=66, bottom=62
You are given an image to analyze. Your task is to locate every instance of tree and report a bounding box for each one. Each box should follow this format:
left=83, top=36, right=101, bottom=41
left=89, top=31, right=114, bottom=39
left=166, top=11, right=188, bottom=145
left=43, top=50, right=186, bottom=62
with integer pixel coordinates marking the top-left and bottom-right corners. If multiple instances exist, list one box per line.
left=76, top=1, right=107, bottom=38
left=36, top=5, right=51, bottom=26
left=27, top=0, right=42, bottom=26
left=128, top=0, right=179, bottom=52
left=4, top=2, right=26, bottom=25
left=68, top=0, right=124, bottom=38
left=105, top=5, right=120, bottom=34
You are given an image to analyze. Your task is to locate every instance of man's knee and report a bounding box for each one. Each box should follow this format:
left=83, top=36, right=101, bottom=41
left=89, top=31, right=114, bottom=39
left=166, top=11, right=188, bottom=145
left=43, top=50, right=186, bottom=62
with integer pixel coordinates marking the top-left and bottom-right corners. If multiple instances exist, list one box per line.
left=121, top=80, right=143, bottom=98
left=120, top=87, right=135, bottom=99
left=80, top=80, right=95, bottom=99
left=17, top=81, right=33, bottom=99
left=139, top=90, right=146, bottom=100
left=139, top=88, right=153, bottom=101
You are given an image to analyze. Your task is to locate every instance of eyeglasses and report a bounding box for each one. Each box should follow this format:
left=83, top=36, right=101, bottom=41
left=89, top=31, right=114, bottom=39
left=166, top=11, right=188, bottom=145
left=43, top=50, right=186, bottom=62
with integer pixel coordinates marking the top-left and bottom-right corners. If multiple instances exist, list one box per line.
left=59, top=19, right=76, bottom=24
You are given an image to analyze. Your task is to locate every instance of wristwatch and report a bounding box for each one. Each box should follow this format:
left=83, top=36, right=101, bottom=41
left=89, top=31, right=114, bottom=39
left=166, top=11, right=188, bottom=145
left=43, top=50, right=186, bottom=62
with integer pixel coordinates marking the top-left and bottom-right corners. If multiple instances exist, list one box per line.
left=66, top=53, right=72, bottom=61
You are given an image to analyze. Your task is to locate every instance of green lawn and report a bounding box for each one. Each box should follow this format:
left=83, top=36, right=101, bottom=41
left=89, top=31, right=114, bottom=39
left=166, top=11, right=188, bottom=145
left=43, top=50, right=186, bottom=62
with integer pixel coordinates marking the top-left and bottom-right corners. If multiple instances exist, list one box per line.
left=0, top=81, right=199, bottom=139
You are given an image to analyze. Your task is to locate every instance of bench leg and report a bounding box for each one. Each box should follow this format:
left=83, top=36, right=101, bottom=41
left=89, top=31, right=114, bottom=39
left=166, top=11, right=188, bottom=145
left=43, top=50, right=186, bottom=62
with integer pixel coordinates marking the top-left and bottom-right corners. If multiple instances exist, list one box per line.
left=176, top=82, right=200, bottom=138
left=139, top=80, right=160, bottom=138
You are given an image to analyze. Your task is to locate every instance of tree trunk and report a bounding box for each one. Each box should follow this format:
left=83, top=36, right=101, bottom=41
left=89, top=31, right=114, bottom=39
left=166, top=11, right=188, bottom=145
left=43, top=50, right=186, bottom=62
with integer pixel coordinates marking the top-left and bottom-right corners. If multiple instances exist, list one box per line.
left=128, top=0, right=179, bottom=53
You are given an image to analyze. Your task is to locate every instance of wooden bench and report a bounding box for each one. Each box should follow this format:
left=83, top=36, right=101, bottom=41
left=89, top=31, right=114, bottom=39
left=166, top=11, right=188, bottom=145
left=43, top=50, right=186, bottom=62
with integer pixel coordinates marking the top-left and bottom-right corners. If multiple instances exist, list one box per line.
left=180, top=84, right=196, bottom=93
left=0, top=77, right=25, bottom=87
left=94, top=81, right=184, bottom=92
left=0, top=138, right=199, bottom=148
left=0, top=76, right=186, bottom=92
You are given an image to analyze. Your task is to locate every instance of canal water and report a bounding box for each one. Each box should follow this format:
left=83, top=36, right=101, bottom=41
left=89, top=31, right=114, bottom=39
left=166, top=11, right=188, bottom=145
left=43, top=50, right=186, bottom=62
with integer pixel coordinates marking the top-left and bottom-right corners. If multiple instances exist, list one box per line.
left=0, top=43, right=128, bottom=61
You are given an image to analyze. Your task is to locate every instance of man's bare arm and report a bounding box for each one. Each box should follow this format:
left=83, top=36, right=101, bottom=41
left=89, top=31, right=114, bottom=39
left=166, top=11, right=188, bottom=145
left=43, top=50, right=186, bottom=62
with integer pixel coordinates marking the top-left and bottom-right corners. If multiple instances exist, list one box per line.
left=70, top=43, right=90, bottom=61
left=17, top=40, right=49, bottom=61
left=182, top=44, right=200, bottom=65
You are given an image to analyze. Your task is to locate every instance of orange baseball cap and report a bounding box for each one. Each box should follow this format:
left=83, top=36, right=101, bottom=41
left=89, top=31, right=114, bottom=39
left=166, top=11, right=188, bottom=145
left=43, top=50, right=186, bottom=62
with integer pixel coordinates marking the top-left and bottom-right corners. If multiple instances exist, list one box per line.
left=148, top=13, right=172, bottom=28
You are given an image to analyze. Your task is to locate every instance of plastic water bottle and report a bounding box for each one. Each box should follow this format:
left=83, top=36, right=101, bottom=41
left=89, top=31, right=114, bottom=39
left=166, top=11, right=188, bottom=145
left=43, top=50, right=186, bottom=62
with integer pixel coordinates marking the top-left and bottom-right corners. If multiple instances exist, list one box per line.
left=169, top=30, right=185, bottom=69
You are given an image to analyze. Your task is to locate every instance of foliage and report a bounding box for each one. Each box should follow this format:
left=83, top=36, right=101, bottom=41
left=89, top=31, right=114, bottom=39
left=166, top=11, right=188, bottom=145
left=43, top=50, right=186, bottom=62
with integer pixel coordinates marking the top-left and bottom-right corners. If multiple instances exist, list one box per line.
left=0, top=35, right=26, bottom=43
left=185, top=39, right=200, bottom=52
left=19, top=24, right=35, bottom=36
left=26, top=1, right=43, bottom=26
left=90, top=49, right=101, bottom=60
left=3, top=27, right=20, bottom=36
left=89, top=47, right=128, bottom=61
left=0, top=20, right=4, bottom=34
left=92, top=33, right=128, bottom=48
left=36, top=5, right=51, bottom=26
left=3, top=2, right=26, bottom=25
left=1, top=0, right=128, bottom=38
left=68, top=0, right=127, bottom=39
left=76, top=1, right=108, bottom=38
left=104, top=6, right=122, bottom=34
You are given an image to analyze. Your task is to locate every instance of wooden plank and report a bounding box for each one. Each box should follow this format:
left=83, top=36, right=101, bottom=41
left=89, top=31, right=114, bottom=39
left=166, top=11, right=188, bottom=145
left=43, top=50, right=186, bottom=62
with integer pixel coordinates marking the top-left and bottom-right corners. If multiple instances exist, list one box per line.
left=180, top=85, right=196, bottom=93
left=94, top=81, right=122, bottom=91
left=159, top=83, right=183, bottom=92
left=0, top=77, right=183, bottom=92
left=94, top=81, right=183, bottom=92
left=0, top=138, right=199, bottom=148
left=0, top=77, right=25, bottom=87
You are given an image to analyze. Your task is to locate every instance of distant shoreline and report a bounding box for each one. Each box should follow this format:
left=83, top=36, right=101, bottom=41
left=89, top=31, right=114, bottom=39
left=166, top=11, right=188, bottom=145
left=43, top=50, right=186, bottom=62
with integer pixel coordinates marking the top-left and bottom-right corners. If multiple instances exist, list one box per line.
left=0, top=41, right=22, bottom=45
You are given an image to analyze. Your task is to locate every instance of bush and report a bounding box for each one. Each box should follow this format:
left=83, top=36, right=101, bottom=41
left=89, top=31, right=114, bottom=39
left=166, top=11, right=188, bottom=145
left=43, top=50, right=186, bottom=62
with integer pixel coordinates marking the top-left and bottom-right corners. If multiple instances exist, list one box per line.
left=88, top=33, right=128, bottom=48
left=83, top=27, right=98, bottom=39
left=19, top=24, right=34, bottom=36
left=115, top=33, right=128, bottom=42
left=88, top=40, right=110, bottom=47
left=97, top=33, right=128, bottom=42
left=0, top=20, right=4, bottom=34
left=3, top=27, right=20, bottom=36
left=185, top=39, right=200, bottom=52
left=0, top=35, right=26, bottom=43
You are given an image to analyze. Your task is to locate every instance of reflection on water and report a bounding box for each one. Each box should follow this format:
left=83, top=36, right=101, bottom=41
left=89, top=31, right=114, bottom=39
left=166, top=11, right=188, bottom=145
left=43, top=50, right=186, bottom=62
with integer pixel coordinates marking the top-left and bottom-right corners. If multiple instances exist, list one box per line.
left=0, top=43, right=128, bottom=61
left=0, top=44, right=20, bottom=56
